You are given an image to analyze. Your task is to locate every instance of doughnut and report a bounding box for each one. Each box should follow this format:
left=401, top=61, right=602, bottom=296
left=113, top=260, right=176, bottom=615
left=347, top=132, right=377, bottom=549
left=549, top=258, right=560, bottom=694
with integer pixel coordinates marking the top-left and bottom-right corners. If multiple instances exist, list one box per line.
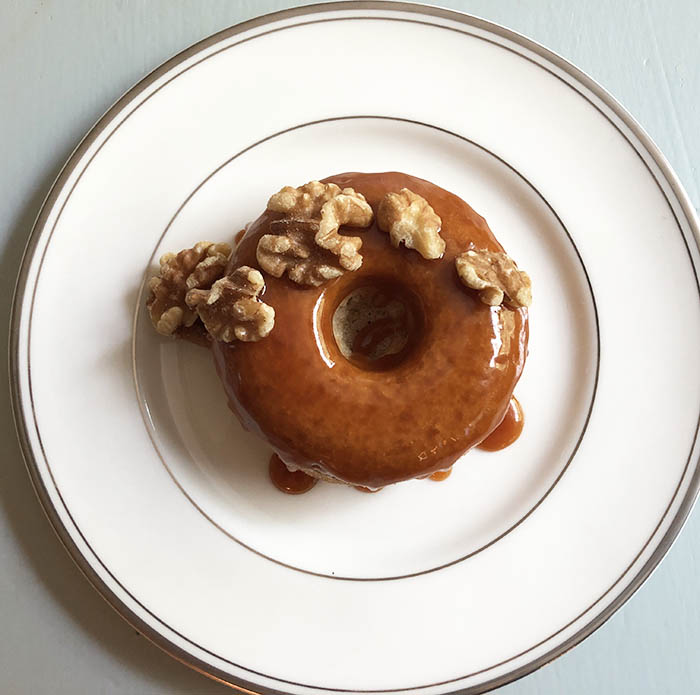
left=207, top=172, right=530, bottom=489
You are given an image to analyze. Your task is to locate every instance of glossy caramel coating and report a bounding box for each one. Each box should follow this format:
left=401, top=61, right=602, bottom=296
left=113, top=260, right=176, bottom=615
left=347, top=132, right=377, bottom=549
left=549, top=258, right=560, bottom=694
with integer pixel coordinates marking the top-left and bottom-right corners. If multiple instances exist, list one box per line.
left=213, top=172, right=528, bottom=488
left=268, top=454, right=317, bottom=494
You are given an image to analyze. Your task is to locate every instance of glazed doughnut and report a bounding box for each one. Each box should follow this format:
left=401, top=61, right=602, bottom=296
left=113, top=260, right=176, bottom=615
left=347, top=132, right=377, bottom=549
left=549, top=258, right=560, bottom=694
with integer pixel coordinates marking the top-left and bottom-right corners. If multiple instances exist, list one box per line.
left=211, top=172, right=529, bottom=488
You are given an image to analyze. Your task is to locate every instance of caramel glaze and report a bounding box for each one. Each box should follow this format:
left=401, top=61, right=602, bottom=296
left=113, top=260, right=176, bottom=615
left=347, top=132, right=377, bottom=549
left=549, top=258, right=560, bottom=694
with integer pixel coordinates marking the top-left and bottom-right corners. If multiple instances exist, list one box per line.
left=477, top=397, right=524, bottom=452
left=213, top=172, right=529, bottom=488
left=268, top=454, right=317, bottom=494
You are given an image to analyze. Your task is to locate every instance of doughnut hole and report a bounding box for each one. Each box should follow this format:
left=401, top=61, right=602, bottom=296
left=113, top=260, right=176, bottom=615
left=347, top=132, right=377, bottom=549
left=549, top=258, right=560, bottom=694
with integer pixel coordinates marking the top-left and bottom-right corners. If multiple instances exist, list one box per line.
left=329, top=279, right=425, bottom=371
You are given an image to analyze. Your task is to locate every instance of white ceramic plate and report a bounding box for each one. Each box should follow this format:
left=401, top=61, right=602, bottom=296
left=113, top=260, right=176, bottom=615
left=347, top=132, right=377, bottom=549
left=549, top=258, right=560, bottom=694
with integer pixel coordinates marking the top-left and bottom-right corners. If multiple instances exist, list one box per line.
left=10, top=3, right=700, bottom=693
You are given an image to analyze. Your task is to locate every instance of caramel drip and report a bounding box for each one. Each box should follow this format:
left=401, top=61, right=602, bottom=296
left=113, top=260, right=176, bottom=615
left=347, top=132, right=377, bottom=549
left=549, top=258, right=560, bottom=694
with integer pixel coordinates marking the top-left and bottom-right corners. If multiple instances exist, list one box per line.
left=429, top=468, right=452, bottom=482
left=268, top=454, right=317, bottom=494
left=478, top=397, right=524, bottom=451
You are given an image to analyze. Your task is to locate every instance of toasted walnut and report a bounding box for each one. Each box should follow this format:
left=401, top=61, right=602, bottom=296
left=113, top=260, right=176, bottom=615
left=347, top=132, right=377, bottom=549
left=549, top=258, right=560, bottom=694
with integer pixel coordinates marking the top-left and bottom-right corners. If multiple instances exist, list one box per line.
left=455, top=247, right=532, bottom=307
left=377, top=189, right=445, bottom=259
left=147, top=241, right=232, bottom=336
left=268, top=181, right=343, bottom=218
left=316, top=190, right=373, bottom=270
left=186, top=266, right=274, bottom=342
left=263, top=181, right=373, bottom=284
left=257, top=219, right=349, bottom=287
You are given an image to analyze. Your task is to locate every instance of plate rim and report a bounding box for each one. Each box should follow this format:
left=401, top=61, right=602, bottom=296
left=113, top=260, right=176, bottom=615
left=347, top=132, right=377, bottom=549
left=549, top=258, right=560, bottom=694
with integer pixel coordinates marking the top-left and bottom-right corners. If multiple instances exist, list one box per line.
left=8, top=2, right=700, bottom=694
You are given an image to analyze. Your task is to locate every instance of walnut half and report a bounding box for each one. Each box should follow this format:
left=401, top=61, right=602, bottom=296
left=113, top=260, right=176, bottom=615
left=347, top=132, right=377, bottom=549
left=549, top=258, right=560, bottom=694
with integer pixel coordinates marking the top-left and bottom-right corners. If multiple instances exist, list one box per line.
left=268, top=180, right=341, bottom=219
left=256, top=219, right=349, bottom=287
left=260, top=181, right=373, bottom=285
left=377, top=189, right=445, bottom=260
left=455, top=247, right=532, bottom=307
left=147, top=241, right=232, bottom=336
left=186, top=266, right=275, bottom=342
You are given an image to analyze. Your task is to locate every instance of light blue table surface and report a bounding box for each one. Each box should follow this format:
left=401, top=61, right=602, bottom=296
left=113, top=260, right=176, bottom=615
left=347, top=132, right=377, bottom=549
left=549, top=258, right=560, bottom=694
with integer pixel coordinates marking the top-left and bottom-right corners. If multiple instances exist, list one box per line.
left=2, top=1, right=699, bottom=693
